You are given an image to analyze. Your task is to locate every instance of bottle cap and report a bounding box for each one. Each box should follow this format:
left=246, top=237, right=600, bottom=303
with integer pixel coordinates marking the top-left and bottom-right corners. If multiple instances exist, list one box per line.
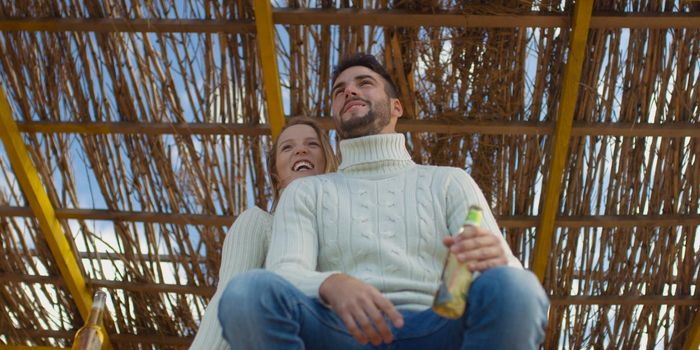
left=464, top=205, right=483, bottom=226
left=92, top=289, right=107, bottom=308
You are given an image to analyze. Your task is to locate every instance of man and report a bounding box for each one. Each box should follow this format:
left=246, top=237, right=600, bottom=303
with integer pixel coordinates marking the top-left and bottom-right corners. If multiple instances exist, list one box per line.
left=218, top=53, right=549, bottom=349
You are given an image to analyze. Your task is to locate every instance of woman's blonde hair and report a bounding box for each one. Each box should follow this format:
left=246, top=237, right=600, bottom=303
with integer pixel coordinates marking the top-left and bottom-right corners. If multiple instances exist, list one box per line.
left=267, top=116, right=338, bottom=209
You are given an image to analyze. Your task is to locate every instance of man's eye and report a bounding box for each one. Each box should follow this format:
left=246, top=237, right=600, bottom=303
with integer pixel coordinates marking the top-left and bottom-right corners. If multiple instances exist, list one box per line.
left=361, top=80, right=372, bottom=86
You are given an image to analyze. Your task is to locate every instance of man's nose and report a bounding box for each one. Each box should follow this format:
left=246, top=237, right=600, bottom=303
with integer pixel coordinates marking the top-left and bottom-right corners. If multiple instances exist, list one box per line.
left=343, top=83, right=359, bottom=97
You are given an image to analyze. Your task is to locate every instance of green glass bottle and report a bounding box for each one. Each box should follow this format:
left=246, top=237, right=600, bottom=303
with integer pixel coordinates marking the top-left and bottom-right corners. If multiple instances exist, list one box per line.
left=432, top=205, right=483, bottom=319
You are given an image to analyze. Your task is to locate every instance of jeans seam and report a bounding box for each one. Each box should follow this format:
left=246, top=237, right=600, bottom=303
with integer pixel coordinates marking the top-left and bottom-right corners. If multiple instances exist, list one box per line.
left=396, top=314, right=450, bottom=341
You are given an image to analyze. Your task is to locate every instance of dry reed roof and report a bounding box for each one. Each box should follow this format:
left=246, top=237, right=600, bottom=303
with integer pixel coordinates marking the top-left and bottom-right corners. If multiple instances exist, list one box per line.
left=0, top=0, right=699, bottom=349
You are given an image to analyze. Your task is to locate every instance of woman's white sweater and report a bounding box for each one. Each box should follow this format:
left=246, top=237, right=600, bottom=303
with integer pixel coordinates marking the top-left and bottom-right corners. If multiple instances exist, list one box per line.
left=189, top=206, right=272, bottom=350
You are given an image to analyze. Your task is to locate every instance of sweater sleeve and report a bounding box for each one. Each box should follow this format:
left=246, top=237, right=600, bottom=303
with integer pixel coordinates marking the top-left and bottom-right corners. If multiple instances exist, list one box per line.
left=264, top=178, right=340, bottom=298
left=445, top=169, right=522, bottom=269
left=189, top=207, right=272, bottom=350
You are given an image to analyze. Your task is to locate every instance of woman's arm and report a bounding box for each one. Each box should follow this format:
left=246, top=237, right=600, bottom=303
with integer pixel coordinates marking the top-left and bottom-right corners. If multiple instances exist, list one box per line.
left=189, top=207, right=272, bottom=350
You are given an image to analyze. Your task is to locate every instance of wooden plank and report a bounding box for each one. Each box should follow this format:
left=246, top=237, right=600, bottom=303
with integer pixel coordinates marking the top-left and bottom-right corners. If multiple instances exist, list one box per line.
left=56, top=208, right=233, bottom=226
left=0, top=329, right=192, bottom=346
left=0, top=346, right=67, bottom=350
left=2, top=272, right=696, bottom=306
left=532, top=0, right=594, bottom=282
left=273, top=9, right=568, bottom=27
left=0, top=273, right=215, bottom=296
left=273, top=9, right=700, bottom=28
left=569, top=121, right=700, bottom=138
left=16, top=121, right=270, bottom=136
left=497, top=213, right=700, bottom=228
left=16, top=250, right=208, bottom=265
left=253, top=0, right=285, bottom=139
left=589, top=14, right=700, bottom=29
left=0, top=345, right=68, bottom=350
left=92, top=279, right=215, bottom=296
left=550, top=296, right=700, bottom=306
left=0, top=206, right=234, bottom=226
left=14, top=120, right=700, bottom=137
left=0, top=18, right=255, bottom=33
left=0, top=85, right=113, bottom=350
left=109, top=334, right=192, bottom=346
left=1, top=12, right=698, bottom=34
left=2, top=206, right=698, bottom=228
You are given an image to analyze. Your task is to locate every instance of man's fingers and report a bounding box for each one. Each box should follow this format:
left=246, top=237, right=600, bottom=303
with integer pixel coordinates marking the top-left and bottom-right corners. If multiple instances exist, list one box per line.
left=457, top=244, right=501, bottom=263
left=468, top=256, right=509, bottom=272
left=340, top=311, right=369, bottom=345
left=375, top=296, right=404, bottom=329
left=363, top=305, right=393, bottom=344
left=450, top=226, right=486, bottom=246
left=450, top=234, right=497, bottom=254
left=354, top=308, right=383, bottom=346
left=442, top=236, right=456, bottom=248
left=323, top=275, right=403, bottom=345
left=367, top=293, right=403, bottom=343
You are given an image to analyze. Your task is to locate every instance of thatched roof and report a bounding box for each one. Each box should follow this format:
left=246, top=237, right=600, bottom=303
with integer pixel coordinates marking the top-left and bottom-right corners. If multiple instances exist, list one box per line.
left=0, top=0, right=698, bottom=349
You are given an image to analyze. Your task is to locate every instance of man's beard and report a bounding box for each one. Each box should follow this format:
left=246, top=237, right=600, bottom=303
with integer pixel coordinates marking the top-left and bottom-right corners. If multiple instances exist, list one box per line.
left=336, top=98, right=391, bottom=139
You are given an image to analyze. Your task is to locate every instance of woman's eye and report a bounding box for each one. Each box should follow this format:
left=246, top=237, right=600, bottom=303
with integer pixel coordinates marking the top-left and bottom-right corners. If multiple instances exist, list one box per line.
left=281, top=145, right=292, bottom=151
left=309, top=142, right=320, bottom=147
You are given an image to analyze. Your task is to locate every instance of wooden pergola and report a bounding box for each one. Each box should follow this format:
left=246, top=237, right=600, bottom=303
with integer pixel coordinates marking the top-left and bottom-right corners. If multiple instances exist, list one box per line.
left=0, top=1, right=698, bottom=349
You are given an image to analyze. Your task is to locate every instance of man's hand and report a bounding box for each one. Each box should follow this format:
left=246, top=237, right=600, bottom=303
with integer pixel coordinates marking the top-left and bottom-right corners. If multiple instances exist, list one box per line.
left=319, top=274, right=404, bottom=346
left=443, top=225, right=509, bottom=272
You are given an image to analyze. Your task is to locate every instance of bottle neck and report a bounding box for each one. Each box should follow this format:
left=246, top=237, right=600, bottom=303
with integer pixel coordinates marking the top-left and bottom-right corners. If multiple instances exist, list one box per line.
left=86, top=306, right=103, bottom=326
left=86, top=290, right=106, bottom=326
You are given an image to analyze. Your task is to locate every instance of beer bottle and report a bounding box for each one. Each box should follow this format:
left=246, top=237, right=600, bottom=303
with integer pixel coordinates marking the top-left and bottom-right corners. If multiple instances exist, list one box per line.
left=432, top=205, right=483, bottom=319
left=71, top=289, right=107, bottom=350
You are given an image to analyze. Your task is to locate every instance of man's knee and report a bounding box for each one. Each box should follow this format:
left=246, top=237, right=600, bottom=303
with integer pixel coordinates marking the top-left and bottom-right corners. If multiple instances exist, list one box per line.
left=470, top=266, right=549, bottom=316
left=461, top=267, right=549, bottom=348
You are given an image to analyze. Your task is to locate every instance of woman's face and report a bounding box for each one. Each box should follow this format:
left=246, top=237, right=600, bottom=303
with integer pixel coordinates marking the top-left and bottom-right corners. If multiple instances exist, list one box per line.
left=275, top=124, right=327, bottom=190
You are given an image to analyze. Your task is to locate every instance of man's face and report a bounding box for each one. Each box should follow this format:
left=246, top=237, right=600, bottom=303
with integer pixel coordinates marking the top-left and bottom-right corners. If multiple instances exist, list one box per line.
left=330, top=66, right=401, bottom=139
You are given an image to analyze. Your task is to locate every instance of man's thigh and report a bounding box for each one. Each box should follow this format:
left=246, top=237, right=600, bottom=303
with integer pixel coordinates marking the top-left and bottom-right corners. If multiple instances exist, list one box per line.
left=297, top=298, right=378, bottom=350
left=391, top=309, right=462, bottom=350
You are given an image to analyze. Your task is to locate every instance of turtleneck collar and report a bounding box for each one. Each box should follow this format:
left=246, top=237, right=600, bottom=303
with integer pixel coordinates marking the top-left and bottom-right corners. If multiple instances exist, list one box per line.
left=338, top=133, right=415, bottom=177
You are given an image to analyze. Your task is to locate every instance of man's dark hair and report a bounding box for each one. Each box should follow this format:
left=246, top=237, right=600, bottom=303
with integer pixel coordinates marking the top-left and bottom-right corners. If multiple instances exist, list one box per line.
left=331, top=53, right=399, bottom=98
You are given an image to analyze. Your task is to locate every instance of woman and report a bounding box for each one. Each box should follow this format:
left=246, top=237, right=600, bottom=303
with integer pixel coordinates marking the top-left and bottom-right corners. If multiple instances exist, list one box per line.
left=190, top=116, right=338, bottom=349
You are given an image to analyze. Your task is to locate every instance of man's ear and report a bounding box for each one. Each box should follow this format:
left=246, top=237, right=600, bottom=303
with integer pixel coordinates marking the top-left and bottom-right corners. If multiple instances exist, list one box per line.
left=391, top=98, right=404, bottom=119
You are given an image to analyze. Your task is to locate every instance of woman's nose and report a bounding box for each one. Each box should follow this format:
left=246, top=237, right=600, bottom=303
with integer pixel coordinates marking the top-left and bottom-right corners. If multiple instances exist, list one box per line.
left=294, top=146, right=308, bottom=155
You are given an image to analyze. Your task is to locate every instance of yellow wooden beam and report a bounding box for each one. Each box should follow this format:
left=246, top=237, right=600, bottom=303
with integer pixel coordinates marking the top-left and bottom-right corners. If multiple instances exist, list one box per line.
left=684, top=309, right=700, bottom=350
left=253, top=0, right=285, bottom=139
left=0, top=88, right=112, bottom=350
left=531, top=0, right=594, bottom=282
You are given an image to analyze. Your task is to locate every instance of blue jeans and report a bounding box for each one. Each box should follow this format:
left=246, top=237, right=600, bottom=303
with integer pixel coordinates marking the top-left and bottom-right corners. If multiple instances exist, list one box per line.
left=218, top=267, right=549, bottom=350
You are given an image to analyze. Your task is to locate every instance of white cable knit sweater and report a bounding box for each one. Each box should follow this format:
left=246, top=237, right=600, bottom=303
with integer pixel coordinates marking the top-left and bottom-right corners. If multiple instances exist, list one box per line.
left=189, top=206, right=272, bottom=350
left=266, top=133, right=521, bottom=311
